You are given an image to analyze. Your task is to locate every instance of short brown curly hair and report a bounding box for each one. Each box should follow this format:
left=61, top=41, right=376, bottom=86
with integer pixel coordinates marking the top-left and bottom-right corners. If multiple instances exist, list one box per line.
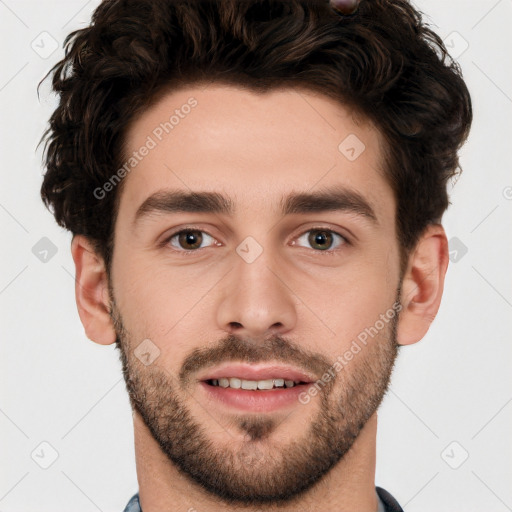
left=39, top=0, right=472, bottom=272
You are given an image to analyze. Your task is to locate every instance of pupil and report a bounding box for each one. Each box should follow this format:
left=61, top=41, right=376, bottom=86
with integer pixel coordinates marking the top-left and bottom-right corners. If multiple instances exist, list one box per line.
left=311, top=230, right=331, bottom=250
left=180, top=230, right=202, bottom=249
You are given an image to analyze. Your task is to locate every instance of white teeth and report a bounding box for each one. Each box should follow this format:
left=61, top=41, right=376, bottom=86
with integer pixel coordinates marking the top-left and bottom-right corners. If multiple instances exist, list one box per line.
left=210, top=378, right=300, bottom=389
left=241, top=379, right=258, bottom=390
left=229, top=377, right=241, bottom=389
left=257, top=379, right=274, bottom=390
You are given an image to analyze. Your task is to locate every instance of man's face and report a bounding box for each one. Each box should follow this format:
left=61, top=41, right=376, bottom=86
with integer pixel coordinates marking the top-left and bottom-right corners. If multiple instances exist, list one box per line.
left=109, top=84, right=402, bottom=504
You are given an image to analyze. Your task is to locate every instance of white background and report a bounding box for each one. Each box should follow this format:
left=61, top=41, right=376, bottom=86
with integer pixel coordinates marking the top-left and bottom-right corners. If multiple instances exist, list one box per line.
left=1, top=0, right=511, bottom=510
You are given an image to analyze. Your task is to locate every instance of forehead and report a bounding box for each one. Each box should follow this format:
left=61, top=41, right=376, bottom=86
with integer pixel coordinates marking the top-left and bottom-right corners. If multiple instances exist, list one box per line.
left=119, top=83, right=394, bottom=223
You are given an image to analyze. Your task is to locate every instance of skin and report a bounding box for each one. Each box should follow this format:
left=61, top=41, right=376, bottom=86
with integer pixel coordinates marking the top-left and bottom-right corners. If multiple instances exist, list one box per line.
left=330, top=0, right=360, bottom=15
left=71, top=84, right=448, bottom=512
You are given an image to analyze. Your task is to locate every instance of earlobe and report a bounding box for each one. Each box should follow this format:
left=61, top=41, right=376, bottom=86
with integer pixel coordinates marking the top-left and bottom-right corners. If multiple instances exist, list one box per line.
left=397, top=225, right=449, bottom=346
left=71, top=235, right=116, bottom=345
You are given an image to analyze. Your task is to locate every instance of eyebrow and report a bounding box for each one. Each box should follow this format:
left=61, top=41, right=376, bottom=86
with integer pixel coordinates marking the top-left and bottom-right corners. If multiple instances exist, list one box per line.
left=133, top=185, right=378, bottom=227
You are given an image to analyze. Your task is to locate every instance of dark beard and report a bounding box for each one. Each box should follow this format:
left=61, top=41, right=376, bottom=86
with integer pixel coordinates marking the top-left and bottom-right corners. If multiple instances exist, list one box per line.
left=111, top=296, right=400, bottom=506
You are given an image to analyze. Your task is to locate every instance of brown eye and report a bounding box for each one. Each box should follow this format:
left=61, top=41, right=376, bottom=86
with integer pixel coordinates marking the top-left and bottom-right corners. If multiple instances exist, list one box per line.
left=309, top=230, right=333, bottom=250
left=169, top=229, right=216, bottom=251
left=296, top=229, right=347, bottom=252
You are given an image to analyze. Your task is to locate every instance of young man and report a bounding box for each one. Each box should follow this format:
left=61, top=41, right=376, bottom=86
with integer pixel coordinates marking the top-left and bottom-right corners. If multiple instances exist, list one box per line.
left=39, top=0, right=472, bottom=510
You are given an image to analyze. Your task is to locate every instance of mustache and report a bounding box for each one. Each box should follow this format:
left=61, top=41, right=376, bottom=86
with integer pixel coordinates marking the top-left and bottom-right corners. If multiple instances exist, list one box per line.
left=179, top=333, right=333, bottom=387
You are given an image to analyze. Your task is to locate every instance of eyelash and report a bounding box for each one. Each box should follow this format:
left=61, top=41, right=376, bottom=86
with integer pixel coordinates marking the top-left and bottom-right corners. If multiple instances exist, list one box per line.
left=162, top=226, right=349, bottom=257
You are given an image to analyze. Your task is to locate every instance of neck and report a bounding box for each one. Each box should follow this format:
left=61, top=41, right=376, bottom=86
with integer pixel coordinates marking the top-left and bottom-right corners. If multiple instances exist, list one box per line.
left=133, top=412, right=379, bottom=512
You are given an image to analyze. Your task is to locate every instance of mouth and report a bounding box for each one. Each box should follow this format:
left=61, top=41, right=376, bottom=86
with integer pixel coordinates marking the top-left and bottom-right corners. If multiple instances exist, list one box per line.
left=205, top=377, right=307, bottom=390
left=197, top=363, right=315, bottom=412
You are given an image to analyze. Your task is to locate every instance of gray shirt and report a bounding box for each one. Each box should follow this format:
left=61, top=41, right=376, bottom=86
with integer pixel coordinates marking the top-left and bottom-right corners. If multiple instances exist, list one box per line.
left=123, top=487, right=403, bottom=511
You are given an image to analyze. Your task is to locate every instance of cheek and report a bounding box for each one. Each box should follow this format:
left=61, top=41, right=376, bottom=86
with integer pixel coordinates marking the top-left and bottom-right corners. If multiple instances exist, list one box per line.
left=110, top=249, right=169, bottom=336
left=111, top=249, right=221, bottom=344
left=305, top=246, right=399, bottom=352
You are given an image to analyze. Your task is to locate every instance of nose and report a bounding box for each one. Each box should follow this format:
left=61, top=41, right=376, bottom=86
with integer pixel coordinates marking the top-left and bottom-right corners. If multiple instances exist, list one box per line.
left=215, top=248, right=298, bottom=339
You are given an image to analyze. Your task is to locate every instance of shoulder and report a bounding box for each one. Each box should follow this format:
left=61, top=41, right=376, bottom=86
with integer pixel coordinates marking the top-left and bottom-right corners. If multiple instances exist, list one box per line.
left=376, top=486, right=404, bottom=512
left=122, top=493, right=141, bottom=512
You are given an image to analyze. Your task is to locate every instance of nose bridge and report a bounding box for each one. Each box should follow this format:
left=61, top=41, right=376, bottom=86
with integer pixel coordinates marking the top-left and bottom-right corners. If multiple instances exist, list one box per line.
left=216, top=235, right=297, bottom=336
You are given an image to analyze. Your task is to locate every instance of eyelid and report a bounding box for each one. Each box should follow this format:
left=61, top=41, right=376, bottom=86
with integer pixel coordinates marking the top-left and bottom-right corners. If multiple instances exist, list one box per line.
left=161, top=224, right=351, bottom=255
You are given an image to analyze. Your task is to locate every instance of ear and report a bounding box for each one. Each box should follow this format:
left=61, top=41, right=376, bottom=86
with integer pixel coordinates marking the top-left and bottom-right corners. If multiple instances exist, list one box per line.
left=71, top=235, right=116, bottom=345
left=397, top=224, right=449, bottom=346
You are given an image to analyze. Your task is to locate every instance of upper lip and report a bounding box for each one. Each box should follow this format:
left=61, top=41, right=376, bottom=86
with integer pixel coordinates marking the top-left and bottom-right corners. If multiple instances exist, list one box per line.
left=198, top=363, right=316, bottom=383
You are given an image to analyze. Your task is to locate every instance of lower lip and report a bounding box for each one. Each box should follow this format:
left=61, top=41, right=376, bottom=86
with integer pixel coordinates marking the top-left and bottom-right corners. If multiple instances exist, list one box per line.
left=199, top=382, right=311, bottom=412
